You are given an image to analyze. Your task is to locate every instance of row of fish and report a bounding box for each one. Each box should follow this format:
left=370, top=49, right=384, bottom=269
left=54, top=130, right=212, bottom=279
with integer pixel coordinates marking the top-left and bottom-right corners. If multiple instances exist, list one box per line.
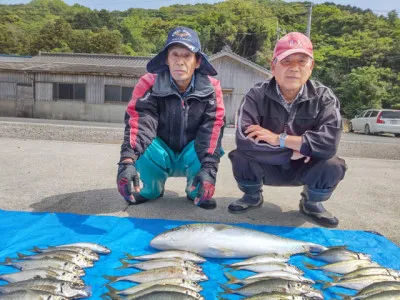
left=149, top=223, right=400, bottom=299
left=103, top=250, right=210, bottom=299
left=0, top=242, right=111, bottom=299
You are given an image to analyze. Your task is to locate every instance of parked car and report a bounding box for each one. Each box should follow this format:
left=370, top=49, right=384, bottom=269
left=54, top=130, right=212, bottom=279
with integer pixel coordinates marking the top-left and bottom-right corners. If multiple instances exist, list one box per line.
left=348, top=109, right=400, bottom=137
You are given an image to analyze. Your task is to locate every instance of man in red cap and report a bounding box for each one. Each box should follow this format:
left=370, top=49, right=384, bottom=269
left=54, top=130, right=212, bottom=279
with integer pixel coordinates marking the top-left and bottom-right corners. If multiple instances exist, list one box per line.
left=117, top=26, right=224, bottom=209
left=228, top=32, right=346, bottom=227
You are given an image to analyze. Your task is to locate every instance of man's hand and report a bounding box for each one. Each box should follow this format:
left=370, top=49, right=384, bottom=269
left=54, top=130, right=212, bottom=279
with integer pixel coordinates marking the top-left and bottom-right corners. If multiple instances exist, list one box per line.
left=117, top=160, right=140, bottom=202
left=245, top=125, right=279, bottom=146
left=291, top=150, right=311, bottom=163
left=190, top=165, right=217, bottom=206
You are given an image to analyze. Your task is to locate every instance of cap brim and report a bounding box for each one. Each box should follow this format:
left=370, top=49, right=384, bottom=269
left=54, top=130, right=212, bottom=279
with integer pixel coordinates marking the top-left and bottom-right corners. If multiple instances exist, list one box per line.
left=146, top=49, right=217, bottom=76
left=276, top=49, right=313, bottom=61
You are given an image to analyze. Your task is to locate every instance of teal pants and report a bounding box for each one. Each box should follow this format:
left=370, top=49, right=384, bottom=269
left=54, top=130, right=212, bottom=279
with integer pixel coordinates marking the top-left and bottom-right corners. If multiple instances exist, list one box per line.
left=136, top=137, right=202, bottom=200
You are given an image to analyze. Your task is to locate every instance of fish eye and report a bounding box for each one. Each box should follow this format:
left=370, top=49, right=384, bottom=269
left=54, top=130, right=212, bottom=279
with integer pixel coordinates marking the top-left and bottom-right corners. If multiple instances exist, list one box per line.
left=181, top=279, right=185, bottom=283
left=74, top=266, right=79, bottom=270
left=62, top=272, right=66, bottom=275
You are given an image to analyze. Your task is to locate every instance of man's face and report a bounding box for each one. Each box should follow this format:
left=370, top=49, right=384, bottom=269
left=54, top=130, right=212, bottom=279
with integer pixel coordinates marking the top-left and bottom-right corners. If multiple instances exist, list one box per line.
left=166, top=44, right=201, bottom=90
left=271, top=53, right=314, bottom=93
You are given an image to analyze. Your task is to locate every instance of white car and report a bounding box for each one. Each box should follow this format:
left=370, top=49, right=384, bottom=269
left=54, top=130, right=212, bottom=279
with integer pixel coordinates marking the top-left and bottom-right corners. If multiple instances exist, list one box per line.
left=348, top=109, right=400, bottom=137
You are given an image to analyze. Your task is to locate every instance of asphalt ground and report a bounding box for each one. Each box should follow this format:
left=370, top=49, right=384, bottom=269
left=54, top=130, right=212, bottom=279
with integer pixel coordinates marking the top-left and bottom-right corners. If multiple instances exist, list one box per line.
left=0, top=117, right=399, bottom=245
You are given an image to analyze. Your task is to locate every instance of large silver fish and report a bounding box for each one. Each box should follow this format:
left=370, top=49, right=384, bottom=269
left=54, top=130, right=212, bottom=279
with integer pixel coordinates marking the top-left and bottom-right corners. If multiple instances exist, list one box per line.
left=150, top=224, right=327, bottom=258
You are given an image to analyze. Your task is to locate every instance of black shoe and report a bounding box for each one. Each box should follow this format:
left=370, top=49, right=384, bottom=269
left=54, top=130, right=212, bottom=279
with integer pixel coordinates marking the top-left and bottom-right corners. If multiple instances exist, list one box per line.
left=126, top=189, right=164, bottom=205
left=228, top=194, right=263, bottom=214
left=186, top=195, right=216, bottom=210
left=299, top=198, right=339, bottom=228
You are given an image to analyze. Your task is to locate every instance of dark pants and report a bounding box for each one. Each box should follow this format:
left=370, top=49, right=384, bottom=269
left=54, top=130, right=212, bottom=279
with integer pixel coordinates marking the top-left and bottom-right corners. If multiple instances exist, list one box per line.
left=229, top=150, right=347, bottom=201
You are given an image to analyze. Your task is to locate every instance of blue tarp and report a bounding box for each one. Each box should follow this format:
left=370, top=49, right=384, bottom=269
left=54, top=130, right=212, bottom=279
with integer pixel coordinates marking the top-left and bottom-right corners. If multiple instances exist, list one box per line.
left=0, top=210, right=399, bottom=299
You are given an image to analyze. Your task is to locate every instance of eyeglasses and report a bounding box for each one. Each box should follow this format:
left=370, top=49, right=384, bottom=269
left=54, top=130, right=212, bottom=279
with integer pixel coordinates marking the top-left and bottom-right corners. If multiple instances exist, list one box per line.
left=279, top=57, right=312, bottom=67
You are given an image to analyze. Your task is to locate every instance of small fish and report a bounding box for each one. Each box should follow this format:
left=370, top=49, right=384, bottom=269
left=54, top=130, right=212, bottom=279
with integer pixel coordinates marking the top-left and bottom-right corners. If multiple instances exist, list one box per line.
left=343, top=281, right=400, bottom=299
left=106, top=277, right=203, bottom=295
left=125, top=251, right=206, bottom=263
left=322, top=274, right=400, bottom=290
left=16, top=251, right=94, bottom=268
left=220, top=279, right=320, bottom=297
left=357, top=290, right=400, bottom=299
left=118, top=291, right=203, bottom=300
left=0, top=268, right=83, bottom=284
left=224, top=271, right=314, bottom=285
left=0, top=257, right=85, bottom=276
left=243, top=292, right=312, bottom=300
left=104, top=266, right=208, bottom=284
left=307, top=246, right=371, bottom=263
left=119, top=284, right=204, bottom=299
left=233, top=262, right=303, bottom=275
left=0, top=278, right=90, bottom=298
left=51, top=242, right=110, bottom=254
left=0, top=289, right=67, bottom=300
left=150, top=224, right=327, bottom=258
left=226, top=253, right=289, bottom=267
left=304, top=259, right=379, bottom=274
left=31, top=246, right=99, bottom=261
left=118, top=258, right=202, bottom=271
left=331, top=267, right=400, bottom=281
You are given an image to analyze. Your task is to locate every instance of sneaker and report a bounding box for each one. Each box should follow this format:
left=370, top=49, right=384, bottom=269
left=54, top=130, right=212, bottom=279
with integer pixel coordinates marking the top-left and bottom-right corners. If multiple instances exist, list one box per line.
left=299, top=198, right=339, bottom=228
left=228, top=194, right=263, bottom=214
left=186, top=195, right=216, bottom=210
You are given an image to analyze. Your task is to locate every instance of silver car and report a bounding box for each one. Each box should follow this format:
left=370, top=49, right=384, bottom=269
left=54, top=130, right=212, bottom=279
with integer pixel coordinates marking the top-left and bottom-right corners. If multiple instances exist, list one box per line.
left=348, top=109, right=400, bottom=137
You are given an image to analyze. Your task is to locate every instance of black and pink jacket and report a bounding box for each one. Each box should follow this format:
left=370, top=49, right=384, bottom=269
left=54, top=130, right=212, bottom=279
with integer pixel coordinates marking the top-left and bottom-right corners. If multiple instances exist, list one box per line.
left=120, top=71, right=225, bottom=170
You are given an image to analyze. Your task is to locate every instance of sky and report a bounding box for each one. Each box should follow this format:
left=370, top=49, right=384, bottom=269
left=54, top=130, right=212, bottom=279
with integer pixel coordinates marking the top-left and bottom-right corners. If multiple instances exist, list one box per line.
left=1, top=0, right=399, bottom=15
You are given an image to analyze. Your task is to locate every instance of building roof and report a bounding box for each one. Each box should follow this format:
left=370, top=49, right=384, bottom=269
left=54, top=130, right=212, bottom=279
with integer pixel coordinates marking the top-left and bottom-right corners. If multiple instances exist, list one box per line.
left=0, top=50, right=271, bottom=77
left=209, top=46, right=272, bottom=76
left=30, top=52, right=152, bottom=68
left=0, top=61, right=145, bottom=77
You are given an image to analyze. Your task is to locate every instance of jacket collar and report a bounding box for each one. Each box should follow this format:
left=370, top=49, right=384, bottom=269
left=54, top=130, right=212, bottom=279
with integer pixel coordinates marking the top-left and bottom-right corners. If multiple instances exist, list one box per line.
left=265, top=77, right=318, bottom=104
left=152, top=71, right=215, bottom=98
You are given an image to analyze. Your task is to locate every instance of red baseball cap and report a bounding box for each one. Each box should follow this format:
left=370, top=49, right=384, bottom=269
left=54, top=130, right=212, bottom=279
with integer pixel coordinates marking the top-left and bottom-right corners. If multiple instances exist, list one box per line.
left=273, top=32, right=313, bottom=62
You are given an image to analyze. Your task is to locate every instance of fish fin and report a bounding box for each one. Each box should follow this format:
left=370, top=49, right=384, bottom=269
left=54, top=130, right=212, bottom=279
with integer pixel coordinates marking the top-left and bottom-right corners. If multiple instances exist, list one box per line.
left=334, top=292, right=350, bottom=299
left=326, top=245, right=348, bottom=250
left=219, top=284, right=232, bottom=294
left=124, top=253, right=135, bottom=260
left=303, top=262, right=318, bottom=270
left=322, top=282, right=333, bottom=289
left=224, top=272, right=240, bottom=284
left=17, top=252, right=26, bottom=259
left=31, top=246, right=41, bottom=253
left=106, top=285, right=119, bottom=295
left=208, top=247, right=235, bottom=257
left=116, top=259, right=130, bottom=270
left=103, top=275, right=118, bottom=284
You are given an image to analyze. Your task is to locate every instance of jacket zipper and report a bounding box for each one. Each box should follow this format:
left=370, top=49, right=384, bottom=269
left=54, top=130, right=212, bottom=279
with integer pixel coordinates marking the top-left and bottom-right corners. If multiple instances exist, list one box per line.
left=180, top=97, right=188, bottom=150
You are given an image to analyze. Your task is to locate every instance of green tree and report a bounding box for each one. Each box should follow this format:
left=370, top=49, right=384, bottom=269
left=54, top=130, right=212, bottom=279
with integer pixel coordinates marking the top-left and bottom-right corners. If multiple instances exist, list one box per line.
left=337, top=66, right=391, bottom=117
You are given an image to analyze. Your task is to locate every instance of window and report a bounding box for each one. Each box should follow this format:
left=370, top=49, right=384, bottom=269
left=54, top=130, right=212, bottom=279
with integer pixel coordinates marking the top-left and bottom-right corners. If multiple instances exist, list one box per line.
left=105, top=85, right=133, bottom=103
left=370, top=111, right=379, bottom=117
left=381, top=111, right=400, bottom=119
left=53, top=83, right=86, bottom=101
left=364, top=111, right=372, bottom=118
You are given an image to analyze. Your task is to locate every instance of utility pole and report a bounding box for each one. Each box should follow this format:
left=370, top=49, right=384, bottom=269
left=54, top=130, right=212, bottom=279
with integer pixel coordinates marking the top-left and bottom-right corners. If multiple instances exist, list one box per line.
left=306, top=3, right=312, bottom=38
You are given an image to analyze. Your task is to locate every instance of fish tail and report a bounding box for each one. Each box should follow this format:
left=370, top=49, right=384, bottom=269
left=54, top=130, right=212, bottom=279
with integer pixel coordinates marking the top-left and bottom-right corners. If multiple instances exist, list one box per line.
left=106, top=285, right=119, bottom=295
left=103, top=275, right=119, bottom=283
left=322, top=282, right=332, bottom=289
left=0, top=257, right=12, bottom=265
left=224, top=272, right=240, bottom=284
left=219, top=284, right=233, bottom=294
left=303, top=262, right=318, bottom=270
left=116, top=259, right=130, bottom=270
left=101, top=293, right=119, bottom=300
left=17, top=252, right=26, bottom=259
left=31, top=246, right=41, bottom=253
left=124, top=253, right=136, bottom=260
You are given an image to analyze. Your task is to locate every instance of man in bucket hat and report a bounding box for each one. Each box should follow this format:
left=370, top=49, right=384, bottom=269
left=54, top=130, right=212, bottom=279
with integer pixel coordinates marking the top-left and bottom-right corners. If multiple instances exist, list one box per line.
left=117, top=26, right=224, bottom=209
left=227, top=32, right=346, bottom=227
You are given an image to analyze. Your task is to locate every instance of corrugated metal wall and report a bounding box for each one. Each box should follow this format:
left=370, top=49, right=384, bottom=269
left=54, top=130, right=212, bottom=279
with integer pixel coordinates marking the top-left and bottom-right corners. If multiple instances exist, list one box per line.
left=212, top=56, right=271, bottom=124
left=33, top=73, right=138, bottom=104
